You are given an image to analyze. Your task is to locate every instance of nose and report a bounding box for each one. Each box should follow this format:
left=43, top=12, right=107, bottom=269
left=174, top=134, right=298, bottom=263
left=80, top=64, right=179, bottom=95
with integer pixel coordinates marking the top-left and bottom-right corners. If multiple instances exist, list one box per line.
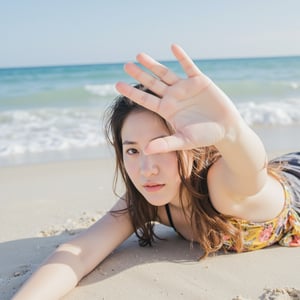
left=140, top=154, right=159, bottom=177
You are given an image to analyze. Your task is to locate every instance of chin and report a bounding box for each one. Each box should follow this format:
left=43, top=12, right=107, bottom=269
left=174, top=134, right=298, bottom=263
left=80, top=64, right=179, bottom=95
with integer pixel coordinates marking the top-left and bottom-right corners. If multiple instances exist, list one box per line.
left=145, top=198, right=169, bottom=207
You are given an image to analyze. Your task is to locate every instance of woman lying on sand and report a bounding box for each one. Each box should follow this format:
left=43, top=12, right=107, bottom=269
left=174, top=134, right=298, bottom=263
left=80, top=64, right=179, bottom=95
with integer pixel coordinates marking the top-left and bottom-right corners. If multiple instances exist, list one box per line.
left=13, top=44, right=300, bottom=300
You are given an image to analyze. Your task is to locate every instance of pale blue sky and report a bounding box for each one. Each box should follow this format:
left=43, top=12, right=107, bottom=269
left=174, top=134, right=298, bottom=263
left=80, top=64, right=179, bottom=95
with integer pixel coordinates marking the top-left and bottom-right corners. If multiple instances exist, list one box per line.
left=1, top=0, right=300, bottom=68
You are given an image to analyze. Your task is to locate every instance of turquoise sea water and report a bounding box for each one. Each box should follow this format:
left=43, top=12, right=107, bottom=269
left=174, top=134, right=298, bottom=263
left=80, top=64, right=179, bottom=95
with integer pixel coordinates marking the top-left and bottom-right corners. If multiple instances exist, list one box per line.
left=0, top=56, right=300, bottom=166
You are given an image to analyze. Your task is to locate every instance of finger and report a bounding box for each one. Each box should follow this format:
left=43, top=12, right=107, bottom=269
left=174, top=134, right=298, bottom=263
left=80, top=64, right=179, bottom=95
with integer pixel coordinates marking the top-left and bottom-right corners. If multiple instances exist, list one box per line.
left=137, top=53, right=180, bottom=85
left=145, top=134, right=188, bottom=154
left=115, top=82, right=161, bottom=113
left=171, top=44, right=202, bottom=78
left=124, top=62, right=167, bottom=97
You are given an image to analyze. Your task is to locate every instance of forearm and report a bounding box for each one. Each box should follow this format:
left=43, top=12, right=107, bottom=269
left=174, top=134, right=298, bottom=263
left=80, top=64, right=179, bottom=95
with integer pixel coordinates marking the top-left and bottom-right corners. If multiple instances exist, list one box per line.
left=12, top=245, right=84, bottom=300
left=13, top=204, right=134, bottom=300
left=215, top=119, right=268, bottom=196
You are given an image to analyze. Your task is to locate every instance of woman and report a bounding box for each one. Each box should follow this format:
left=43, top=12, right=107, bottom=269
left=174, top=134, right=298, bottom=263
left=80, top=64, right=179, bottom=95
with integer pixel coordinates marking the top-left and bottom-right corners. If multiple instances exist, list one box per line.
left=13, top=44, right=300, bottom=300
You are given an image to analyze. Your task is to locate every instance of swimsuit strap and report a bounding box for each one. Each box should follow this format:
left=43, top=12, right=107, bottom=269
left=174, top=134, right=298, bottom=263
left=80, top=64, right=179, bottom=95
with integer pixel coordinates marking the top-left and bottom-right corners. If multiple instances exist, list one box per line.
left=165, top=203, right=178, bottom=232
left=165, top=204, right=186, bottom=240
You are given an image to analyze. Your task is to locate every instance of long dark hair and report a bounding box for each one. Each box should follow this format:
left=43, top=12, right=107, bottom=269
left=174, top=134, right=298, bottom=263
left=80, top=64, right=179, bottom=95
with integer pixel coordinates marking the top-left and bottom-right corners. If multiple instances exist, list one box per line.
left=104, top=84, right=243, bottom=257
left=104, top=85, right=161, bottom=246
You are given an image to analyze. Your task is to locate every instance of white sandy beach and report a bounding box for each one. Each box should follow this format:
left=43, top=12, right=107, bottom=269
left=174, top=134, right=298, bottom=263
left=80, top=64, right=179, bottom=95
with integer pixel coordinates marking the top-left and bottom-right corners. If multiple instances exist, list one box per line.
left=1, top=1, right=300, bottom=298
left=1, top=154, right=300, bottom=300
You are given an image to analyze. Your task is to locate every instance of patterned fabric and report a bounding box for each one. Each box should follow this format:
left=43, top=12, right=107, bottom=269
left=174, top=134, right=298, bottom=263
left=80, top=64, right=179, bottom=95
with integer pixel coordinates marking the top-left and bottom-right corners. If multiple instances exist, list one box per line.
left=269, top=152, right=300, bottom=215
left=224, top=157, right=300, bottom=252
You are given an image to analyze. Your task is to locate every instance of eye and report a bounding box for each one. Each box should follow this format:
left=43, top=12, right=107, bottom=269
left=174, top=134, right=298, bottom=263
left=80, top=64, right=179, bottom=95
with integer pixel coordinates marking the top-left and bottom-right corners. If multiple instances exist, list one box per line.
left=125, top=148, right=139, bottom=155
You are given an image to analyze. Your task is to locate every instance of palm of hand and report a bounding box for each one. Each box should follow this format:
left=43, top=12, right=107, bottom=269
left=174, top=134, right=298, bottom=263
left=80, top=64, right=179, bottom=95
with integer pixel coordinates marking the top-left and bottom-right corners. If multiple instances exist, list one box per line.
left=116, top=45, right=240, bottom=154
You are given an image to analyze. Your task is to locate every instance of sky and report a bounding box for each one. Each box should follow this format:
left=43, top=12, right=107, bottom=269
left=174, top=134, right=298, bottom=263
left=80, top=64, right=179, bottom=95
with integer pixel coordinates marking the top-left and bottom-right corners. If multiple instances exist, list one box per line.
left=1, top=0, right=300, bottom=68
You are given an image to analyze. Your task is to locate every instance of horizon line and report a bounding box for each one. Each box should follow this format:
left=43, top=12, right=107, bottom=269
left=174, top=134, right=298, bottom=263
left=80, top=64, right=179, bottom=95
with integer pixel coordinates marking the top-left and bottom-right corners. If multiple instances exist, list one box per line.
left=1, top=53, right=300, bottom=70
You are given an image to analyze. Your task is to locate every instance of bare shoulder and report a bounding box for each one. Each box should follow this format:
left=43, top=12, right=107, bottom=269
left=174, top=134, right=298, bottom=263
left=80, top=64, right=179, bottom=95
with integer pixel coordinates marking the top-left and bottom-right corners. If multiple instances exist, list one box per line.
left=207, top=161, right=286, bottom=222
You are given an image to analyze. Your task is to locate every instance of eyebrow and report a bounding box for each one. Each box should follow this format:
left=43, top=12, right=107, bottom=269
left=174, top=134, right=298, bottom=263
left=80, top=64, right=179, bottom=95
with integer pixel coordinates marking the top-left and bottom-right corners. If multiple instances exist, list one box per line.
left=122, top=140, right=136, bottom=145
left=122, top=135, right=168, bottom=145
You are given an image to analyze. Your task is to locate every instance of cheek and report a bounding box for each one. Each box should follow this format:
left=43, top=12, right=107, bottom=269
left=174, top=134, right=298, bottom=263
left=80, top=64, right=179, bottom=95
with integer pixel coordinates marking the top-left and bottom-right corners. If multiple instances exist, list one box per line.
left=123, top=158, right=137, bottom=181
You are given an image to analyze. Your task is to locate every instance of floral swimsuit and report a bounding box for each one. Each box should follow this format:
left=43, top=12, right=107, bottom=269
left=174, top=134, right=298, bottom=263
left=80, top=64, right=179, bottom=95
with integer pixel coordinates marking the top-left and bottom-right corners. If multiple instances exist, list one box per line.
left=224, top=170, right=300, bottom=251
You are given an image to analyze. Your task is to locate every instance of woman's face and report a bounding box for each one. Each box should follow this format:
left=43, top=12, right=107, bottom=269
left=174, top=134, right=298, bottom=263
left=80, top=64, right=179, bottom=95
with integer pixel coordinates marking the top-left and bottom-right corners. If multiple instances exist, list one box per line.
left=121, top=110, right=182, bottom=207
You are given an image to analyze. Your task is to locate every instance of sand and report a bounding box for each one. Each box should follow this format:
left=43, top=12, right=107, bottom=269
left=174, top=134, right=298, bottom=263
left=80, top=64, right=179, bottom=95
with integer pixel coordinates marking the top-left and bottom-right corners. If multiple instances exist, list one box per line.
left=1, top=158, right=300, bottom=300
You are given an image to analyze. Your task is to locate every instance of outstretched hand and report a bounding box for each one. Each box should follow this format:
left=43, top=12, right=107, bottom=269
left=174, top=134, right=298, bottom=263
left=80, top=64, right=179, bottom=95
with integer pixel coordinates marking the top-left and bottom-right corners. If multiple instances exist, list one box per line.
left=116, top=44, right=241, bottom=154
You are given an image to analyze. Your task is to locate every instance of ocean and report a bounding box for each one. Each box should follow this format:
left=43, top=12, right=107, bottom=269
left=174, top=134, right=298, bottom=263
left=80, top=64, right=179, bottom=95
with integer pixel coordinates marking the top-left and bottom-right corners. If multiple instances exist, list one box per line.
left=1, top=56, right=300, bottom=166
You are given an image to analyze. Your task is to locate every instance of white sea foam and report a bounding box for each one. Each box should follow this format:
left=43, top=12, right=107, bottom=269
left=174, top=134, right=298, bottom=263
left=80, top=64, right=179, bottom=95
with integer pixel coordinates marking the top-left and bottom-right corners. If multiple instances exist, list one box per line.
left=0, top=99, right=299, bottom=159
left=84, top=84, right=117, bottom=97
left=237, top=98, right=300, bottom=126
left=0, top=108, right=105, bottom=158
left=290, top=82, right=300, bottom=89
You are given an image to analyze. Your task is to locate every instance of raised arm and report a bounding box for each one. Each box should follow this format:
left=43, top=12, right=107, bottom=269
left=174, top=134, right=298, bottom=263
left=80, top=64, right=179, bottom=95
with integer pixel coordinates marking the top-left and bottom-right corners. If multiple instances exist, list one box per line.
left=116, top=44, right=268, bottom=198
left=13, top=198, right=134, bottom=300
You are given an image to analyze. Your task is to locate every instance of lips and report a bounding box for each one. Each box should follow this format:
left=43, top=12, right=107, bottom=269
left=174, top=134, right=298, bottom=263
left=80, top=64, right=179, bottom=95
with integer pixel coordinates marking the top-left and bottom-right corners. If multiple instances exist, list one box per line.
left=143, top=183, right=165, bottom=192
